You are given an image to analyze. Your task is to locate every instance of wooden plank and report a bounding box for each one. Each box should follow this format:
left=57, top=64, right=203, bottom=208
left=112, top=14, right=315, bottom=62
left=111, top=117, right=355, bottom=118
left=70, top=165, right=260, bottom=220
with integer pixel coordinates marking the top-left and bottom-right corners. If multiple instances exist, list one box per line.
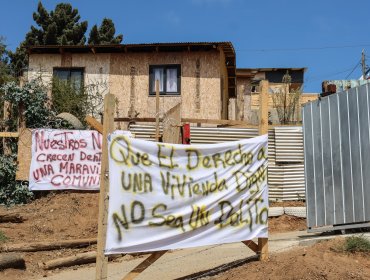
left=257, top=82, right=269, bottom=262
left=114, top=117, right=258, bottom=127
left=95, top=93, right=116, bottom=280
left=86, top=116, right=103, bottom=134
left=40, top=251, right=96, bottom=270
left=181, top=118, right=257, bottom=127
left=162, top=103, right=181, bottom=144
left=0, top=132, right=19, bottom=138
left=0, top=253, right=25, bottom=270
left=155, top=80, right=160, bottom=142
left=0, top=212, right=26, bottom=223
left=15, top=128, right=32, bottom=181
left=242, top=240, right=258, bottom=253
left=258, top=237, right=268, bottom=261
left=259, top=80, right=269, bottom=135
left=3, top=101, right=12, bottom=154
left=114, top=117, right=159, bottom=122
left=0, top=238, right=97, bottom=252
left=122, top=251, right=167, bottom=280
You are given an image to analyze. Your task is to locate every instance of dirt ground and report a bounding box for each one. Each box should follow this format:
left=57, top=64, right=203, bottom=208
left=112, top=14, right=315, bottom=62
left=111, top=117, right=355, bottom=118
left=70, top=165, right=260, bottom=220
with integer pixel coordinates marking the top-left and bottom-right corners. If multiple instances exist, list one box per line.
left=0, top=192, right=100, bottom=280
left=0, top=193, right=308, bottom=280
left=212, top=238, right=370, bottom=280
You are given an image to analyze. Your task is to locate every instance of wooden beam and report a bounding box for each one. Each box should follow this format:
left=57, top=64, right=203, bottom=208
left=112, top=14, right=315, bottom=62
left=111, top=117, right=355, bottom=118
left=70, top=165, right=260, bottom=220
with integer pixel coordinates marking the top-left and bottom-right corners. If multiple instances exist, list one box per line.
left=115, top=117, right=158, bottom=122
left=85, top=116, right=103, bottom=134
left=95, top=94, right=116, bottom=280
left=182, top=118, right=258, bottom=127
left=256, top=82, right=269, bottom=261
left=0, top=238, right=97, bottom=252
left=258, top=237, right=268, bottom=261
left=122, top=251, right=167, bottom=280
left=258, top=80, right=269, bottom=135
left=0, top=253, right=25, bottom=270
left=15, top=128, right=32, bottom=181
left=162, top=103, right=181, bottom=144
left=40, top=251, right=97, bottom=270
left=242, top=240, right=258, bottom=253
left=114, top=117, right=258, bottom=127
left=3, top=101, right=12, bottom=154
left=0, top=132, right=19, bottom=138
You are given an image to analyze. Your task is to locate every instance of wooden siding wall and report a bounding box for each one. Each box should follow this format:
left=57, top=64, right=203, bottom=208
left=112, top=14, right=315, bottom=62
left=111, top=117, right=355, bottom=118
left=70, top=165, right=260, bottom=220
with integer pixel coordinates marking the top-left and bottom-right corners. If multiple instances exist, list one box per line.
left=109, top=51, right=222, bottom=119
left=28, top=53, right=111, bottom=102
left=28, top=51, right=223, bottom=120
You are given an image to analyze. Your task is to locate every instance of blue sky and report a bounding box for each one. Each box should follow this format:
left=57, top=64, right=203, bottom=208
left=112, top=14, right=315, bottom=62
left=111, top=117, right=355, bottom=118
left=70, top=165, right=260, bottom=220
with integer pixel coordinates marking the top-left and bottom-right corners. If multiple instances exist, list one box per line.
left=0, top=0, right=369, bottom=93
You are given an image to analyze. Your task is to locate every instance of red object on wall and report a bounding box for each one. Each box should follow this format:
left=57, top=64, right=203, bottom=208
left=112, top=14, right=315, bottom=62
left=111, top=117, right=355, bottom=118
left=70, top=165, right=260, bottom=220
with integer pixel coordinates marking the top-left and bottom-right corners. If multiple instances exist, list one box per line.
left=182, top=123, right=191, bottom=144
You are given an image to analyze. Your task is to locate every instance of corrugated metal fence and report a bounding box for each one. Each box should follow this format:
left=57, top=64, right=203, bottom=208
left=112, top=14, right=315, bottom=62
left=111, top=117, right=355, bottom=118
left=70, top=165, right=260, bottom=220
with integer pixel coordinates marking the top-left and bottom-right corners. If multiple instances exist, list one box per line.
left=129, top=124, right=305, bottom=201
left=303, top=84, right=370, bottom=231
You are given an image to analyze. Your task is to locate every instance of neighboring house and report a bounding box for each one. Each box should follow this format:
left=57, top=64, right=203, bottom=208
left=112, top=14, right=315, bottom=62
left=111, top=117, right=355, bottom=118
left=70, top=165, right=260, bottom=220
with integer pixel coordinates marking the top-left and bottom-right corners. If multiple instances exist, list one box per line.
left=230, top=67, right=318, bottom=124
left=27, top=42, right=236, bottom=120
left=322, top=79, right=370, bottom=95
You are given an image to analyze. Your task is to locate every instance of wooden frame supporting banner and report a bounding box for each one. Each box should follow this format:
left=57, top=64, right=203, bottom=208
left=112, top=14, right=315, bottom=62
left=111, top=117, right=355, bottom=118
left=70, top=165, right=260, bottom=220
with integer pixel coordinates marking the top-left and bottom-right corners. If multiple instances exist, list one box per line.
left=94, top=86, right=269, bottom=279
left=95, top=94, right=115, bottom=280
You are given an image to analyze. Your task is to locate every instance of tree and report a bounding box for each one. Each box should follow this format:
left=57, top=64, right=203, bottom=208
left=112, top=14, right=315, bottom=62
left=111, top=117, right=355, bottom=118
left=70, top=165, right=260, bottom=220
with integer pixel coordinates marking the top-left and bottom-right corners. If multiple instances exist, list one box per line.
left=0, top=37, right=11, bottom=85
left=88, top=18, right=123, bottom=44
left=272, top=71, right=302, bottom=124
left=9, top=2, right=88, bottom=75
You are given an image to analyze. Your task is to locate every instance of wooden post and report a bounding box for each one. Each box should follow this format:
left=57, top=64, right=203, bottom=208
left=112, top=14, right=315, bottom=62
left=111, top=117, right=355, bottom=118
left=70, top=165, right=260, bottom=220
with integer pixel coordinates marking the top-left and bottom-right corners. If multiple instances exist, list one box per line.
left=258, top=237, right=268, bottom=261
left=3, top=101, right=12, bottom=155
left=258, top=80, right=269, bottom=261
left=259, top=80, right=269, bottom=135
left=155, top=80, right=160, bottom=142
left=95, top=94, right=115, bottom=280
left=162, top=103, right=181, bottom=144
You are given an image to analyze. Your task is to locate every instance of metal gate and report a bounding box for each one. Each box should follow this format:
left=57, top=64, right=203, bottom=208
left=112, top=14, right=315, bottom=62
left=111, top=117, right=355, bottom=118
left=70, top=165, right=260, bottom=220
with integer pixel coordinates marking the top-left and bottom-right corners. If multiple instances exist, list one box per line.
left=303, top=84, right=370, bottom=231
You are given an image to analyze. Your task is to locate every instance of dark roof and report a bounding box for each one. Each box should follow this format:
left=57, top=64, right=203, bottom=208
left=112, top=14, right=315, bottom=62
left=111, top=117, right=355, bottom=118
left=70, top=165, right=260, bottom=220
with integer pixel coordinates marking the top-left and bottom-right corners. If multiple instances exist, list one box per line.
left=28, top=42, right=234, bottom=55
left=29, top=41, right=237, bottom=98
left=236, top=67, right=307, bottom=76
left=236, top=67, right=306, bottom=85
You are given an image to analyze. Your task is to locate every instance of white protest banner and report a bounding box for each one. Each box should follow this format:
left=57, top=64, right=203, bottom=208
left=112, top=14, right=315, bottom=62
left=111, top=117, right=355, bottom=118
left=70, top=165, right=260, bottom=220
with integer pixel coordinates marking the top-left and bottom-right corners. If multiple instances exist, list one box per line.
left=106, top=134, right=268, bottom=254
left=29, top=129, right=102, bottom=190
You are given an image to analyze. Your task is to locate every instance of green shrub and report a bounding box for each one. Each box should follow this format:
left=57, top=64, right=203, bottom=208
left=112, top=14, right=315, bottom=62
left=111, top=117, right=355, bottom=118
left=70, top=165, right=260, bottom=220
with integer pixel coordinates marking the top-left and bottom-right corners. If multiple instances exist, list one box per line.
left=0, top=153, right=33, bottom=205
left=344, top=236, right=370, bottom=253
left=0, top=230, right=8, bottom=243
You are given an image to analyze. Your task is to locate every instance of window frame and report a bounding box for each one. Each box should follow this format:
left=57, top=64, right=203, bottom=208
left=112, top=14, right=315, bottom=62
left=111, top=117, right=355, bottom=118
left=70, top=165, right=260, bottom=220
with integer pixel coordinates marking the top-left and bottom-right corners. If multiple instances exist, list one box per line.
left=53, top=67, right=85, bottom=91
left=149, top=64, right=181, bottom=96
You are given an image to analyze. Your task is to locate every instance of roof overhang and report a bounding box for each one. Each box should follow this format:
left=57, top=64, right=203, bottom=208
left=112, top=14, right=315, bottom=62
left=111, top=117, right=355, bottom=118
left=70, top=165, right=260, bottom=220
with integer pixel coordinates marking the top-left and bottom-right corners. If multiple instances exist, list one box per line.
left=236, top=67, right=307, bottom=77
left=28, top=42, right=234, bottom=55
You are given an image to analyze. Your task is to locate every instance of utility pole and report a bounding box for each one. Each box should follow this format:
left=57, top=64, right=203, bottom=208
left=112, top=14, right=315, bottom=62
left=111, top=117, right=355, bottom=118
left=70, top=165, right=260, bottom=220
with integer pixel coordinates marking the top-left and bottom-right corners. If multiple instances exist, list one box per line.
left=362, top=49, right=366, bottom=80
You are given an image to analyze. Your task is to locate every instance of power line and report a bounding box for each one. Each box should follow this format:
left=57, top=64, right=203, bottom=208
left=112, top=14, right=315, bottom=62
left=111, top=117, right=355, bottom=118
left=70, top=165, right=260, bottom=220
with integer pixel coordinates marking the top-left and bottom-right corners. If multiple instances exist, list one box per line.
left=236, top=43, right=370, bottom=52
left=345, top=60, right=361, bottom=79
left=305, top=66, right=358, bottom=83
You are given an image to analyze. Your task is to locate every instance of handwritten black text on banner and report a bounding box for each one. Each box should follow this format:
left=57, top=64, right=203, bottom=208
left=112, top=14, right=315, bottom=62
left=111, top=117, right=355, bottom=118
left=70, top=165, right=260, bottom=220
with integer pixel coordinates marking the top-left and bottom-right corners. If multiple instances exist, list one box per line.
left=106, top=134, right=268, bottom=254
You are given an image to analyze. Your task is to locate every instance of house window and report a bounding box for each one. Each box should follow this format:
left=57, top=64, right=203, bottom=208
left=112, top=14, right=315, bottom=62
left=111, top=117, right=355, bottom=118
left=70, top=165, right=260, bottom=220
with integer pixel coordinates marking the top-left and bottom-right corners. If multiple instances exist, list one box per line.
left=53, top=68, right=84, bottom=91
left=149, top=65, right=181, bottom=95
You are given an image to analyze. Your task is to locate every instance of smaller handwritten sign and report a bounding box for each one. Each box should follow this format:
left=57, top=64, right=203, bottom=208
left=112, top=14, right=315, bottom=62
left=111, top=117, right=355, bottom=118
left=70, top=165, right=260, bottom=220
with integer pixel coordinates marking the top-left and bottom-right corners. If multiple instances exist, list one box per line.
left=29, top=129, right=102, bottom=190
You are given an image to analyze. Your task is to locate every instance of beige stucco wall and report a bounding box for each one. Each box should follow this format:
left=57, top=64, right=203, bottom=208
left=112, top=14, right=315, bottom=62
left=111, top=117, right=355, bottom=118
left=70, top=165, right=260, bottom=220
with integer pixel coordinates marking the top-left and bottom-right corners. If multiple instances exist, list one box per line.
left=28, top=50, right=223, bottom=120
